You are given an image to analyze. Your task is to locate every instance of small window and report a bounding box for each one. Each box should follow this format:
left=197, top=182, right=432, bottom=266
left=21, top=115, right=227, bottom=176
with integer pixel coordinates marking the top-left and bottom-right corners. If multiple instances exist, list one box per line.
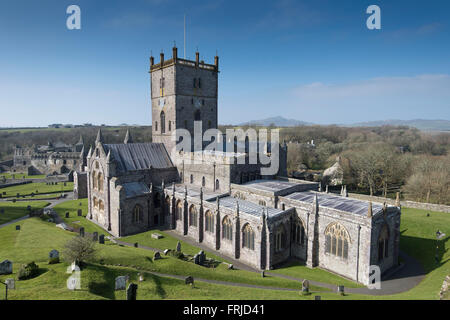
left=155, top=121, right=158, bottom=131
left=202, top=176, right=205, bottom=187
left=168, top=121, right=171, bottom=131
left=190, top=174, right=194, bottom=184
left=215, top=179, right=220, bottom=190
left=198, top=78, right=201, bottom=88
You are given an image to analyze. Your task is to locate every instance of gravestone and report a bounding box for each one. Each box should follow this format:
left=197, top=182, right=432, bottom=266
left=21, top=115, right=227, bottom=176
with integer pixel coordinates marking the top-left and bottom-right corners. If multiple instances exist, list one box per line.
left=49, top=249, right=59, bottom=259
left=126, top=283, right=138, bottom=300
left=134, top=242, right=138, bottom=248
left=261, top=271, right=265, bottom=278
left=16, top=193, right=20, bottom=197
left=16, top=225, right=20, bottom=231
left=0, top=260, right=13, bottom=275
left=77, top=209, right=82, bottom=217
left=176, top=241, right=181, bottom=252
left=139, top=274, right=144, bottom=282
left=163, top=249, right=170, bottom=255
left=302, top=279, right=310, bottom=293
left=65, top=212, right=70, bottom=218
left=151, top=233, right=163, bottom=240
left=315, top=296, right=321, bottom=300
left=79, top=202, right=82, bottom=206
left=185, top=276, right=194, bottom=285
left=27, top=205, right=31, bottom=211
left=99, top=235, right=105, bottom=244
left=194, top=254, right=200, bottom=265
left=64, top=182, right=67, bottom=186
left=92, top=232, right=98, bottom=241
left=198, top=250, right=206, bottom=265
left=337, top=285, right=345, bottom=295
left=5, top=278, right=15, bottom=290
left=227, top=264, right=234, bottom=270
left=115, top=276, right=128, bottom=290
left=79, top=227, right=85, bottom=237
left=153, top=251, right=161, bottom=260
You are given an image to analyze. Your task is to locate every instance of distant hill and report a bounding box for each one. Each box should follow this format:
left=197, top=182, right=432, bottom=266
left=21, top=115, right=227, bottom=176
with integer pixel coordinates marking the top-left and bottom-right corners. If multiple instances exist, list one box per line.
left=346, top=119, right=450, bottom=132
left=239, top=116, right=313, bottom=127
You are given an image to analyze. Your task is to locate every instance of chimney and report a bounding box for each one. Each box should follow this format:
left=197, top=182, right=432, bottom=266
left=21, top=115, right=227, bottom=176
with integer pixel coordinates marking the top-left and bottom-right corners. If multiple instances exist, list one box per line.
left=150, top=56, right=154, bottom=66
left=172, top=46, right=178, bottom=61
left=160, top=52, right=164, bottom=65
left=195, top=51, right=199, bottom=66
left=214, top=55, right=219, bottom=69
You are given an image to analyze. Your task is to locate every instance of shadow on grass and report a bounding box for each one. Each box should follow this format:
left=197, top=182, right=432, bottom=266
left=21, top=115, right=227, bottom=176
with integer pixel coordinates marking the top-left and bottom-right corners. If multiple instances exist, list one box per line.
left=86, top=264, right=120, bottom=300
left=148, top=273, right=167, bottom=299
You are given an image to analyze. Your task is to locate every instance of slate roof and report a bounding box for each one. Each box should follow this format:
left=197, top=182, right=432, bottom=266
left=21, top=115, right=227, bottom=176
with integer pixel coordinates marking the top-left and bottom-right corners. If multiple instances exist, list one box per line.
left=104, top=143, right=173, bottom=173
left=283, top=191, right=383, bottom=216
left=213, top=196, right=286, bottom=218
left=165, top=184, right=222, bottom=202
left=122, top=182, right=151, bottom=198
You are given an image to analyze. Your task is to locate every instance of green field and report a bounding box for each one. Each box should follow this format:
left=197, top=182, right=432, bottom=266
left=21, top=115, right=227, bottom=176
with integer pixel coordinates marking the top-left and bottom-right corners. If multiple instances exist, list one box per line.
left=0, top=182, right=73, bottom=198
left=0, top=172, right=46, bottom=179
left=0, top=201, right=50, bottom=224
left=0, top=205, right=448, bottom=300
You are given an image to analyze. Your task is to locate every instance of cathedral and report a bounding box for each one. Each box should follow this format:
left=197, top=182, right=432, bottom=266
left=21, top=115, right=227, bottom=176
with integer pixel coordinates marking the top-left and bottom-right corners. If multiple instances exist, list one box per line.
left=83, top=46, right=401, bottom=285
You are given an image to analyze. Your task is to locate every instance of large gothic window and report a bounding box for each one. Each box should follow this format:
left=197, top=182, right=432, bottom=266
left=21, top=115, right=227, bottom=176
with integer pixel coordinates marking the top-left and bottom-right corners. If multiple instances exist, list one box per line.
left=189, top=205, right=198, bottom=227
left=242, top=224, right=255, bottom=250
left=275, top=225, right=286, bottom=252
left=325, top=223, right=350, bottom=259
left=222, top=216, right=232, bottom=241
left=176, top=200, right=183, bottom=221
left=378, top=224, right=389, bottom=262
left=160, top=111, right=166, bottom=133
left=292, top=219, right=305, bottom=246
left=97, top=172, right=103, bottom=191
left=133, top=205, right=143, bottom=223
left=205, top=210, right=214, bottom=233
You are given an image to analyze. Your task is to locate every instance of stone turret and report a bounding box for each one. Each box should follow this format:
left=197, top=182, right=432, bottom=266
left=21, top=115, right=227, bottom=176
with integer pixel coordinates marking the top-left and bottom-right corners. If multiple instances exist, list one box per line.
left=124, top=129, right=133, bottom=144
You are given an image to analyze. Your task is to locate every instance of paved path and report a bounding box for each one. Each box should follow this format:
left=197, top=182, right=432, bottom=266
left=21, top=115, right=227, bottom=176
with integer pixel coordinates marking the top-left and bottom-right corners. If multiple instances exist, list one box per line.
left=110, top=233, right=426, bottom=296
left=0, top=214, right=30, bottom=229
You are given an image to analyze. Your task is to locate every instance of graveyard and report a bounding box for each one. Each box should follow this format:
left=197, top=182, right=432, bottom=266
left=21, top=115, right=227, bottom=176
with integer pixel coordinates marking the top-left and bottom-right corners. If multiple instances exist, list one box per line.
left=0, top=201, right=49, bottom=225
left=0, top=182, right=73, bottom=198
left=0, top=197, right=448, bottom=299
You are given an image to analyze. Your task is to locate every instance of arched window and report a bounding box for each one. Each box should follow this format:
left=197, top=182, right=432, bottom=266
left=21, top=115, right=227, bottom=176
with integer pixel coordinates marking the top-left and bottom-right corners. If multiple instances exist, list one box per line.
left=242, top=224, right=255, bottom=250
left=92, top=172, right=97, bottom=189
left=93, top=197, right=98, bottom=208
left=275, top=225, right=286, bottom=252
left=190, top=174, right=194, bottom=184
left=97, top=172, right=103, bottom=191
left=325, top=223, right=350, bottom=259
left=215, top=179, right=220, bottom=191
left=155, top=121, right=158, bottom=131
left=168, top=121, right=171, bottom=131
left=378, top=225, right=389, bottom=262
left=291, top=219, right=305, bottom=245
left=205, top=210, right=214, bottom=233
left=194, top=110, right=201, bottom=121
left=189, top=205, right=198, bottom=227
left=202, top=176, right=206, bottom=187
left=176, top=200, right=183, bottom=221
left=154, top=193, right=161, bottom=208
left=160, top=111, right=166, bottom=133
left=258, top=200, right=266, bottom=206
left=222, top=216, right=233, bottom=241
left=95, top=162, right=99, bottom=169
left=133, top=205, right=143, bottom=223
left=99, top=199, right=104, bottom=212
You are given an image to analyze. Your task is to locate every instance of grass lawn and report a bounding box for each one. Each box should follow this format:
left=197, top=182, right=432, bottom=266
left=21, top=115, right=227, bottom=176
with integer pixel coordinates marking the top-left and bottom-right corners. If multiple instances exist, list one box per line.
left=0, top=182, right=73, bottom=198
left=0, top=172, right=46, bottom=179
left=0, top=201, right=50, bottom=224
left=8, top=193, right=66, bottom=200
left=52, top=199, right=110, bottom=236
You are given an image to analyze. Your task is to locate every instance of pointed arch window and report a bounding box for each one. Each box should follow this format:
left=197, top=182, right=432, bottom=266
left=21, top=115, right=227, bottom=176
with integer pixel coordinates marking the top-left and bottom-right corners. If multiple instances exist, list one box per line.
left=222, top=216, right=232, bottom=241
left=160, top=111, right=166, bottom=133
left=378, top=224, right=389, bottom=262
left=176, top=200, right=183, bottom=221
left=275, top=225, right=286, bottom=252
left=291, top=219, right=305, bottom=246
left=205, top=210, right=214, bottom=233
left=325, top=223, right=350, bottom=259
left=242, top=224, right=255, bottom=250
left=133, top=205, right=143, bottom=223
left=215, top=179, right=220, bottom=191
left=189, top=205, right=198, bottom=227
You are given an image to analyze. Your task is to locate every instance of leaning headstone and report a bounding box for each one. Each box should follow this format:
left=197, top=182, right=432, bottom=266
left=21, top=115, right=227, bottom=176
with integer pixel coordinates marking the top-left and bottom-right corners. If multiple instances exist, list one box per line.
left=197, top=250, right=206, bottom=265
left=16, top=225, right=20, bottom=231
left=65, top=212, right=70, bottom=218
left=337, top=285, right=345, bottom=295
left=5, top=278, right=15, bottom=290
left=99, top=234, right=105, bottom=244
left=176, top=241, right=181, bottom=252
left=115, top=276, right=127, bottom=290
left=185, top=276, right=194, bottom=285
left=49, top=249, right=59, bottom=259
left=0, top=260, right=13, bottom=275
left=227, top=264, right=234, bottom=270
left=126, top=283, right=138, bottom=300
left=302, top=279, right=310, bottom=293
left=92, top=232, right=98, bottom=241
left=163, top=249, right=171, bottom=255
left=79, top=227, right=85, bottom=237
left=153, top=251, right=161, bottom=260
left=77, top=209, right=82, bottom=217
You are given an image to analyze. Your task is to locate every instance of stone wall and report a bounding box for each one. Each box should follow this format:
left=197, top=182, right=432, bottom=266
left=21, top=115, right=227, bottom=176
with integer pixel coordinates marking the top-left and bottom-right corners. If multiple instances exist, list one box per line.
left=348, top=192, right=450, bottom=213
left=73, top=171, right=87, bottom=199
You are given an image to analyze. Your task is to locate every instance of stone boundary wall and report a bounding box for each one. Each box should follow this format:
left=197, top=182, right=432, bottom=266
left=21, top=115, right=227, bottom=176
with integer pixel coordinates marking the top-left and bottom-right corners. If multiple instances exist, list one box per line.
left=0, top=181, right=32, bottom=189
left=348, top=193, right=450, bottom=213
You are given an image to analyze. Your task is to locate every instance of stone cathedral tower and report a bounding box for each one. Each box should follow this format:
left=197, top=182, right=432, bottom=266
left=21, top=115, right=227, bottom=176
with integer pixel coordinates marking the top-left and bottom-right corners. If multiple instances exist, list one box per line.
left=150, top=46, right=219, bottom=153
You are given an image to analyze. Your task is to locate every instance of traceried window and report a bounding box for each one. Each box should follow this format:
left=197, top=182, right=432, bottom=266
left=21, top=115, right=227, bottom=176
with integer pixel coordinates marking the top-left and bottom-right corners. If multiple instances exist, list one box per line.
left=242, top=224, right=255, bottom=250
left=291, top=219, right=305, bottom=246
left=189, top=205, right=198, bottom=227
left=93, top=172, right=97, bottom=189
left=99, top=199, right=104, bottom=212
left=205, top=210, right=214, bottom=233
left=176, top=200, right=183, bottom=221
left=97, top=172, right=103, bottom=191
left=133, top=205, right=143, bottom=223
left=222, top=216, right=232, bottom=241
left=325, top=223, right=350, bottom=260
left=275, top=225, right=286, bottom=252
left=378, top=224, right=389, bottom=262
left=93, top=197, right=98, bottom=208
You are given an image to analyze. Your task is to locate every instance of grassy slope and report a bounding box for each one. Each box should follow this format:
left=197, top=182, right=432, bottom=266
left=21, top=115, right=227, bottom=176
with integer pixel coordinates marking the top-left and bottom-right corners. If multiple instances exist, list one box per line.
left=0, top=201, right=49, bottom=224
left=0, top=172, right=46, bottom=179
left=0, top=182, right=73, bottom=197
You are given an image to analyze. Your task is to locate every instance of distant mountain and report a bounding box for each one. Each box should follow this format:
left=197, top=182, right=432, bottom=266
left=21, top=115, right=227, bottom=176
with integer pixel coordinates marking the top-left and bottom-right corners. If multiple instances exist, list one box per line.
left=239, top=116, right=313, bottom=127
left=346, top=119, right=450, bottom=132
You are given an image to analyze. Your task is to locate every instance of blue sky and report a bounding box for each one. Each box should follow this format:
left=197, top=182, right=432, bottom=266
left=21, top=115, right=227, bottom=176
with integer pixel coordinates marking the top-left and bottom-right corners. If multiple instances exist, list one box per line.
left=0, top=0, right=449, bottom=127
